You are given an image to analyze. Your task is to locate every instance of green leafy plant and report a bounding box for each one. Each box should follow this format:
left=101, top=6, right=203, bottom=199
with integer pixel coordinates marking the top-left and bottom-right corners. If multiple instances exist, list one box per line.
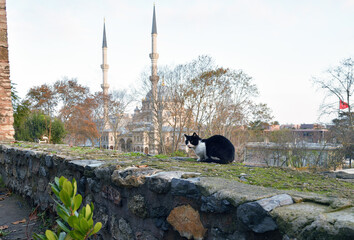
left=33, top=176, right=102, bottom=240
left=0, top=229, right=11, bottom=237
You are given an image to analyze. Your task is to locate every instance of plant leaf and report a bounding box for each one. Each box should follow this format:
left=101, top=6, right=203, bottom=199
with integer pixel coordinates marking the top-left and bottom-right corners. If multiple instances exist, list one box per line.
left=67, top=216, right=79, bottom=229
left=59, top=176, right=66, bottom=188
left=72, top=178, right=77, bottom=197
left=59, top=190, right=71, bottom=208
left=45, top=230, right=58, bottom=240
left=79, top=218, right=89, bottom=233
left=69, top=230, right=84, bottom=240
left=73, top=194, right=82, bottom=212
left=58, top=232, right=67, bottom=240
left=56, top=220, right=70, bottom=233
left=85, top=204, right=91, bottom=219
left=50, top=183, right=60, bottom=197
left=92, top=222, right=102, bottom=234
left=63, top=181, right=73, bottom=199
left=33, top=233, right=47, bottom=240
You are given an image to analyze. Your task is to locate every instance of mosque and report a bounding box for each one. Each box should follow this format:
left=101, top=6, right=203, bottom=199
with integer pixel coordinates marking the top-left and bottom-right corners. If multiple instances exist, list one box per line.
left=97, top=6, right=186, bottom=154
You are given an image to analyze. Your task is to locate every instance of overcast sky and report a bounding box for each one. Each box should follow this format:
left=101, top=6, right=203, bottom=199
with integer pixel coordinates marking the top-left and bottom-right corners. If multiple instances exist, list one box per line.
left=6, top=0, right=354, bottom=125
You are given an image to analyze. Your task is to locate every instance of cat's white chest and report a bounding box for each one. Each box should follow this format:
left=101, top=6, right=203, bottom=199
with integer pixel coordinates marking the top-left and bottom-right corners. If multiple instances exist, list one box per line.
left=194, top=141, right=206, bottom=160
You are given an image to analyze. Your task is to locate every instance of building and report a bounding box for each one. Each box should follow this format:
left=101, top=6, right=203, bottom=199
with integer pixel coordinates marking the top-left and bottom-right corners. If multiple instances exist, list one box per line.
left=246, top=123, right=341, bottom=168
left=265, top=124, right=328, bottom=143
left=0, top=0, right=15, bottom=141
left=96, top=6, right=186, bottom=154
left=244, top=141, right=342, bottom=168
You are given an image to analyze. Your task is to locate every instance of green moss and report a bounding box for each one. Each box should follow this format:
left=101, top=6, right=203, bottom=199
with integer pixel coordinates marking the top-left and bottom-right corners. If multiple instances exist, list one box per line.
left=154, top=154, right=169, bottom=159
left=123, top=152, right=146, bottom=157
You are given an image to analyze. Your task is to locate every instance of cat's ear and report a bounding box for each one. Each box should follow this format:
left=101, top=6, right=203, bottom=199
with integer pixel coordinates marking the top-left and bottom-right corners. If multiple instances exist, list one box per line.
left=184, top=134, right=188, bottom=138
left=192, top=132, right=198, bottom=137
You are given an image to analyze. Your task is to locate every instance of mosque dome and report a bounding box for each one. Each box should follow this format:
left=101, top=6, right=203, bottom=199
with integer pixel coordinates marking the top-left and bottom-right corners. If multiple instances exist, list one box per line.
left=145, top=85, right=172, bottom=102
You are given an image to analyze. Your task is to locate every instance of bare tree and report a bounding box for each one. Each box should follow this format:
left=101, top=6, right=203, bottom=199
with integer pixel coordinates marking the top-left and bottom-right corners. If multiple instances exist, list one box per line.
left=108, top=89, right=133, bottom=150
left=312, top=58, right=353, bottom=127
left=91, top=91, right=107, bottom=148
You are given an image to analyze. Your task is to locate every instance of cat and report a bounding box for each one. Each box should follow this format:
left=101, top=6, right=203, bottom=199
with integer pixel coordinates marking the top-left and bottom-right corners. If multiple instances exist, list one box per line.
left=184, top=132, right=235, bottom=164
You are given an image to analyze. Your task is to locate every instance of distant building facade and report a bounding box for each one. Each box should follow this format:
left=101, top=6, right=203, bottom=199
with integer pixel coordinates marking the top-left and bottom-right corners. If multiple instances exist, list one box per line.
left=246, top=124, right=341, bottom=168
left=244, top=141, right=342, bottom=168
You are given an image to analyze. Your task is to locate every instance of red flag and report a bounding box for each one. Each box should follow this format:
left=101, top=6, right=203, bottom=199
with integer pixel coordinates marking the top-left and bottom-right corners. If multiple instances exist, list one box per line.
left=340, top=100, right=349, bottom=109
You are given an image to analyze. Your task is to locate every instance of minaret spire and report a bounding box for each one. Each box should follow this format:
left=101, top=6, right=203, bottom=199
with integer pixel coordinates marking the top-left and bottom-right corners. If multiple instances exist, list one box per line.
left=149, top=5, right=160, bottom=154
left=102, top=19, right=107, bottom=48
left=101, top=19, right=109, bottom=129
left=152, top=5, right=157, bottom=34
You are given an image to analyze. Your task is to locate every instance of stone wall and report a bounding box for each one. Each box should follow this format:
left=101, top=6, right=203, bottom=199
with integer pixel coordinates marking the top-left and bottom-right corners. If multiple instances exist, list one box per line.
left=0, top=0, right=15, bottom=141
left=0, top=144, right=353, bottom=240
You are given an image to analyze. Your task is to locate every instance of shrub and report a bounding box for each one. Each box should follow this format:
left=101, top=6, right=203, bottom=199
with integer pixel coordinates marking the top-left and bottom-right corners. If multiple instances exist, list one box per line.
left=33, top=176, right=101, bottom=240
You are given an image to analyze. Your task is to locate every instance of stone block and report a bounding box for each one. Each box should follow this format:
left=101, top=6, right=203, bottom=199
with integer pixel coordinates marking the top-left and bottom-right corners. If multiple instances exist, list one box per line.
left=171, top=178, right=200, bottom=199
left=128, top=194, right=148, bottom=219
left=256, top=194, right=293, bottom=212
left=45, top=155, right=53, bottom=168
left=110, top=217, right=133, bottom=240
left=201, top=193, right=231, bottom=213
left=101, top=185, right=121, bottom=205
left=111, top=166, right=159, bottom=188
left=237, top=202, right=278, bottom=233
left=167, top=204, right=206, bottom=240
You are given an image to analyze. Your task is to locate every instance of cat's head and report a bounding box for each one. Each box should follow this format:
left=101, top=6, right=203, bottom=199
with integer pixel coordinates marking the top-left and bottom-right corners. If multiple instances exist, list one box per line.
left=184, top=132, right=200, bottom=149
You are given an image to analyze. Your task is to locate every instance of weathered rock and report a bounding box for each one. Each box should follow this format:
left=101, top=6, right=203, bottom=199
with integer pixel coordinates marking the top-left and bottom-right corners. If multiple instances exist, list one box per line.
left=111, top=167, right=159, bottom=188
left=37, top=178, right=47, bottom=192
left=128, top=194, right=148, bottom=218
left=271, top=203, right=354, bottom=240
left=237, top=202, right=278, bottom=233
left=110, top=217, right=133, bottom=240
left=147, top=171, right=180, bottom=193
left=94, top=166, right=113, bottom=182
left=146, top=171, right=180, bottom=193
left=45, top=155, right=53, bottom=168
left=101, top=185, right=122, bottom=206
left=171, top=178, right=201, bottom=199
left=211, top=228, right=247, bottom=240
left=150, top=206, right=169, bottom=218
left=38, top=166, right=47, bottom=177
left=69, top=159, right=104, bottom=168
left=78, top=176, right=86, bottom=195
left=256, top=194, right=293, bottom=212
left=16, top=167, right=27, bottom=180
left=197, top=177, right=281, bottom=207
left=135, top=231, right=159, bottom=240
left=283, top=190, right=354, bottom=209
left=87, top=177, right=101, bottom=193
left=146, top=171, right=200, bottom=194
left=155, top=218, right=170, bottom=231
left=167, top=204, right=207, bottom=240
left=201, top=193, right=231, bottom=213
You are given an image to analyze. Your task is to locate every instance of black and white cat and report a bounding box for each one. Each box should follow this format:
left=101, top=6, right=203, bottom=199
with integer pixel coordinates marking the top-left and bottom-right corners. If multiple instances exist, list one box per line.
left=184, top=132, right=235, bottom=164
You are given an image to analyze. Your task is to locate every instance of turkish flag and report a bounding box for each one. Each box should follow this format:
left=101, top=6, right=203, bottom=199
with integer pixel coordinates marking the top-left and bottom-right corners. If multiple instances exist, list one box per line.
left=340, top=100, right=349, bottom=109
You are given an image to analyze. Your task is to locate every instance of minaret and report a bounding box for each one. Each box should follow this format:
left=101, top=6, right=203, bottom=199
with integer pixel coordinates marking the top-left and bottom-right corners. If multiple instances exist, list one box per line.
left=149, top=5, right=160, bottom=154
left=101, top=20, right=109, bottom=129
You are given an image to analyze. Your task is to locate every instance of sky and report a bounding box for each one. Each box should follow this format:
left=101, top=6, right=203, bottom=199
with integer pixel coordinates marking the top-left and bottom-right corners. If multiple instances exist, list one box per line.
left=6, top=0, right=354, bottom=125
